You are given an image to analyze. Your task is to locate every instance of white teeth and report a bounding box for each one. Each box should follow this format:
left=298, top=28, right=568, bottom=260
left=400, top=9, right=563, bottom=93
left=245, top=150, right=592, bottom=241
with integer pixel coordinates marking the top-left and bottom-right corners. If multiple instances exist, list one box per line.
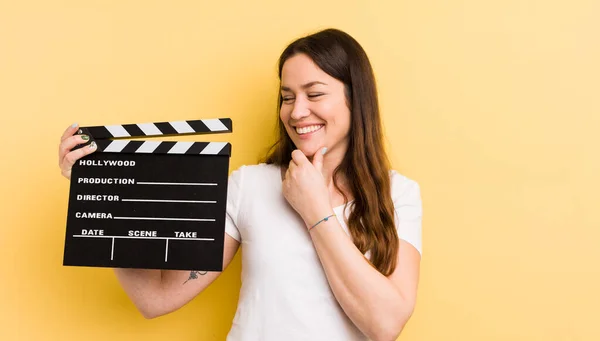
left=295, top=125, right=323, bottom=135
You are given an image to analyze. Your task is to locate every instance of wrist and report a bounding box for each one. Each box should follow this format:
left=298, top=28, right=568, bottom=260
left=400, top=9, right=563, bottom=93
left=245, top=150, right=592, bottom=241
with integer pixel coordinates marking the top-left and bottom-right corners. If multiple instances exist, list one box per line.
left=305, top=208, right=335, bottom=230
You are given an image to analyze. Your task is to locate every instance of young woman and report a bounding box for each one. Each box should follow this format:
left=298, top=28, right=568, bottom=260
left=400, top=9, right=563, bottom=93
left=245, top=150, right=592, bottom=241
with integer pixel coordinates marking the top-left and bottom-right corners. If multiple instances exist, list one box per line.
left=58, top=28, right=422, bottom=341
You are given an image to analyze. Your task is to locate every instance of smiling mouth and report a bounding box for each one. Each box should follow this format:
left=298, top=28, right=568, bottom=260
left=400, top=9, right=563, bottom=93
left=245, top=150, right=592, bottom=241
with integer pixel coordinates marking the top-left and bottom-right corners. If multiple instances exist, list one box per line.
left=295, top=124, right=324, bottom=135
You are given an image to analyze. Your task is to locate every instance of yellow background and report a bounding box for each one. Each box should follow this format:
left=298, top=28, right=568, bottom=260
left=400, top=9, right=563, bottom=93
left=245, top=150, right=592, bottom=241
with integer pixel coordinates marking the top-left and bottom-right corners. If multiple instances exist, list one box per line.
left=1, top=1, right=598, bottom=340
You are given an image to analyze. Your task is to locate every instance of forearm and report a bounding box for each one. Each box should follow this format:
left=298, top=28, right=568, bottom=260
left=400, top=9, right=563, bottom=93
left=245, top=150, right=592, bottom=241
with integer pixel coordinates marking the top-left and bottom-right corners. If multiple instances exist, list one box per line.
left=113, top=268, right=165, bottom=317
left=113, top=268, right=220, bottom=318
left=308, top=219, right=412, bottom=341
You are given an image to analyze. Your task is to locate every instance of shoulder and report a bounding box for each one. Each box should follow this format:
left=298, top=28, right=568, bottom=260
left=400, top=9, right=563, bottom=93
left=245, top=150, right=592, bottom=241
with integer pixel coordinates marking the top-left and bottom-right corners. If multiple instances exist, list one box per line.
left=230, top=162, right=280, bottom=178
left=389, top=170, right=423, bottom=254
left=389, top=169, right=421, bottom=201
left=389, top=170, right=422, bottom=218
left=229, top=162, right=281, bottom=187
left=226, top=162, right=280, bottom=208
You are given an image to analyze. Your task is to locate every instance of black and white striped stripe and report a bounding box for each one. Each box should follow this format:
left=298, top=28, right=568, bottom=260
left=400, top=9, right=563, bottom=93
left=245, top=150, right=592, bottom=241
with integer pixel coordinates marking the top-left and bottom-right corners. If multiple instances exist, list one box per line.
left=95, top=140, right=231, bottom=155
left=82, top=118, right=232, bottom=139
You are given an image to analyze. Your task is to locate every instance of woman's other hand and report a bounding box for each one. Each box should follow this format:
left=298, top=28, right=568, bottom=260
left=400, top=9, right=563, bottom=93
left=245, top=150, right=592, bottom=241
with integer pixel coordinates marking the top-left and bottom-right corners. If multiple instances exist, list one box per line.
left=282, top=147, right=333, bottom=227
left=58, top=123, right=97, bottom=180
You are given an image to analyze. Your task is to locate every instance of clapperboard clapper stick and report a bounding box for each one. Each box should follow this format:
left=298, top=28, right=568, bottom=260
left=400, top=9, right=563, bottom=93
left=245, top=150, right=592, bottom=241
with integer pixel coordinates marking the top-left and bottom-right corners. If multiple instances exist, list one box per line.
left=63, top=118, right=232, bottom=271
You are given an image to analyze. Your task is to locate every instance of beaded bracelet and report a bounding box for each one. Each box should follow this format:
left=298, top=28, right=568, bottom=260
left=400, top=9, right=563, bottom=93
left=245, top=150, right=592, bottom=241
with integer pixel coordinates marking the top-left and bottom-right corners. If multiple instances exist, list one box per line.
left=309, top=214, right=336, bottom=231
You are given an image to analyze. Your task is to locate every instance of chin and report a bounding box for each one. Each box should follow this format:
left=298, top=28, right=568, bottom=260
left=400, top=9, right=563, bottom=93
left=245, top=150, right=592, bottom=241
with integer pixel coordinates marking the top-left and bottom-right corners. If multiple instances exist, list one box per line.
left=293, top=144, right=320, bottom=157
left=301, top=147, right=319, bottom=157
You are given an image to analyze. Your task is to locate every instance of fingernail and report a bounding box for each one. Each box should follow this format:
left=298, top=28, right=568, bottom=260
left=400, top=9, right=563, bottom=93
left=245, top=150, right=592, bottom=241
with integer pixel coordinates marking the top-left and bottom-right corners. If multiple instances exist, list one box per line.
left=321, top=147, right=328, bottom=155
left=71, top=122, right=78, bottom=128
left=81, top=135, right=89, bottom=141
left=89, top=141, right=96, bottom=149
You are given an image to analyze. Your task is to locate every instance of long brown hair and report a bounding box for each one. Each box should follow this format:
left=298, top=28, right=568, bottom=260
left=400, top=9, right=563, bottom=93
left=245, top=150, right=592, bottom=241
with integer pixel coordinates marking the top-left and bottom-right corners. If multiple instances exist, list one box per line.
left=263, top=28, right=399, bottom=276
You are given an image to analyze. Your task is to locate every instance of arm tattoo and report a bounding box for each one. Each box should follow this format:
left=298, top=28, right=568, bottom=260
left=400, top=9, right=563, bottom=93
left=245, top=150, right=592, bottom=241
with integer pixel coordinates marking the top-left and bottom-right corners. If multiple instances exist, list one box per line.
left=183, top=270, right=208, bottom=284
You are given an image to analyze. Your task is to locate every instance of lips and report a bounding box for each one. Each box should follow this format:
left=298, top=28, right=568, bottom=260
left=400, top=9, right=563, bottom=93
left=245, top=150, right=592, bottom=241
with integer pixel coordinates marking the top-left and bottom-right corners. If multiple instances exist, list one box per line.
left=295, top=124, right=324, bottom=135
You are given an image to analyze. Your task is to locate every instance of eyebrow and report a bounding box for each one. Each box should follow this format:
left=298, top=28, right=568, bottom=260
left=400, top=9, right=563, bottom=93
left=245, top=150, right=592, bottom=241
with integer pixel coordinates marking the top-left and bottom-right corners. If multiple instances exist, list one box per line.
left=280, top=81, right=327, bottom=92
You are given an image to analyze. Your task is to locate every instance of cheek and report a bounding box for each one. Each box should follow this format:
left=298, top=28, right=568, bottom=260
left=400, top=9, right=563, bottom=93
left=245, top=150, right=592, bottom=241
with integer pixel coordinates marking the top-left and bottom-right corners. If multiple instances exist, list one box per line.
left=322, top=102, right=351, bottom=131
left=279, top=106, right=287, bottom=121
left=279, top=107, right=291, bottom=126
left=279, top=108, right=294, bottom=133
left=335, top=115, right=351, bottom=138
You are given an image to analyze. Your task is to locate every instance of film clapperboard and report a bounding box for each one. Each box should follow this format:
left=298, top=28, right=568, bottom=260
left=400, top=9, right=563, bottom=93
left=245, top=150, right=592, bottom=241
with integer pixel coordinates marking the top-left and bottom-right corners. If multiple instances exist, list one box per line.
left=63, top=118, right=232, bottom=271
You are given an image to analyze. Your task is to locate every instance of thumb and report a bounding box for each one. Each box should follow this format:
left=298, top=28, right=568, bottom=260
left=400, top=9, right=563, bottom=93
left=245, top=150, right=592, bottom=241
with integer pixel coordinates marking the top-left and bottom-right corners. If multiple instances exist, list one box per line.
left=312, top=147, right=327, bottom=173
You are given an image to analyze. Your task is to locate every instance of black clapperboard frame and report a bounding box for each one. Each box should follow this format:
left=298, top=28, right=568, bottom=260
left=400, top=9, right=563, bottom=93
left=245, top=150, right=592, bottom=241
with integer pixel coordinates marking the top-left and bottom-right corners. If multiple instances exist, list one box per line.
left=63, top=118, right=232, bottom=271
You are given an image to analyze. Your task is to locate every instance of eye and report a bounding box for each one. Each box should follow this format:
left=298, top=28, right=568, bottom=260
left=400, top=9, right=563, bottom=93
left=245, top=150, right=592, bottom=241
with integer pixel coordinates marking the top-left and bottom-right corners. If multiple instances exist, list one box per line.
left=307, top=93, right=324, bottom=99
left=282, top=96, right=295, bottom=103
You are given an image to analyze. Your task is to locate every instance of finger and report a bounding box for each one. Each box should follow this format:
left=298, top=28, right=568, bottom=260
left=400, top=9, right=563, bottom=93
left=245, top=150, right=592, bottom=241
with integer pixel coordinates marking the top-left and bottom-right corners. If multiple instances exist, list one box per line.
left=312, top=147, right=327, bottom=174
left=289, top=152, right=299, bottom=167
left=61, top=122, right=80, bottom=143
left=61, top=141, right=97, bottom=171
left=291, top=149, right=309, bottom=166
left=59, top=134, right=91, bottom=163
left=288, top=159, right=297, bottom=175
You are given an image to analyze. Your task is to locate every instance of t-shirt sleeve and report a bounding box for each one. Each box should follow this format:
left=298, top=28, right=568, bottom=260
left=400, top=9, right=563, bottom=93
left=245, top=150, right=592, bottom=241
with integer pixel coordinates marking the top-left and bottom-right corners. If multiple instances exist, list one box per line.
left=224, top=166, right=244, bottom=242
left=391, top=171, right=423, bottom=255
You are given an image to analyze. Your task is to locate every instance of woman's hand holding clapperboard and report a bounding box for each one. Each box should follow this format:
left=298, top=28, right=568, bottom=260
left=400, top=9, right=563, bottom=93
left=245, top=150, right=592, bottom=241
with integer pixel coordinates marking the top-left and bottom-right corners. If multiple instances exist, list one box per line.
left=59, top=123, right=97, bottom=180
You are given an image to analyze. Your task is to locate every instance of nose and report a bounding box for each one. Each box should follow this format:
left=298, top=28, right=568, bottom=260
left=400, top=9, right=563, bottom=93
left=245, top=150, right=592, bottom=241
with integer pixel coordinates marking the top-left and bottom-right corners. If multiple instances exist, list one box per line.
left=290, top=96, right=310, bottom=120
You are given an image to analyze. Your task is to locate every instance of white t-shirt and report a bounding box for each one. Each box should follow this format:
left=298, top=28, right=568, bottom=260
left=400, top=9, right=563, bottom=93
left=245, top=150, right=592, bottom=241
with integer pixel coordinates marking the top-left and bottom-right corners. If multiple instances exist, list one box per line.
left=224, top=163, right=422, bottom=341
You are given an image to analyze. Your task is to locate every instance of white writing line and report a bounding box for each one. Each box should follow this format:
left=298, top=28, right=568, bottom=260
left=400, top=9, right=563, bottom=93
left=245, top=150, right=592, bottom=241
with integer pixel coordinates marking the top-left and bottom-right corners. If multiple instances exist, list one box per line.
left=121, top=199, right=217, bottom=204
left=137, top=182, right=217, bottom=186
left=111, top=237, right=115, bottom=260
left=113, top=216, right=215, bottom=222
left=73, top=235, right=215, bottom=241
